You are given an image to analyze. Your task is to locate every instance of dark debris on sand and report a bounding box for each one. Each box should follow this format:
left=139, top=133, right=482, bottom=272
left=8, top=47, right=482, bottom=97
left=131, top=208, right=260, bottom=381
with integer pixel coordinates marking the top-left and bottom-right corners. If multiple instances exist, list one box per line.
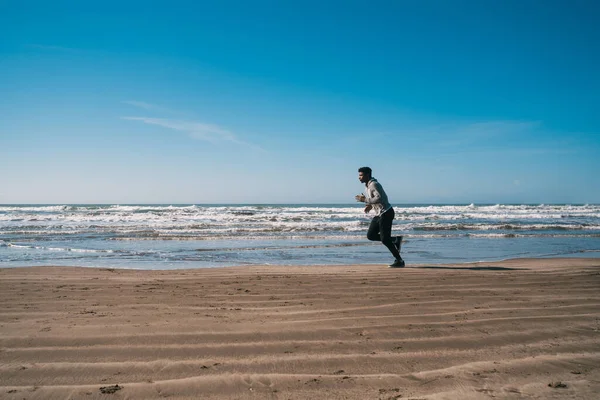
left=99, top=384, right=123, bottom=394
left=548, top=381, right=568, bottom=388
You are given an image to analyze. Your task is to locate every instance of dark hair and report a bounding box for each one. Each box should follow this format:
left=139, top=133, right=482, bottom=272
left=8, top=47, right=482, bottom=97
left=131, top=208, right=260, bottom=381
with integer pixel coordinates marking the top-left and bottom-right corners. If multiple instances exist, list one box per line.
left=358, top=166, right=372, bottom=176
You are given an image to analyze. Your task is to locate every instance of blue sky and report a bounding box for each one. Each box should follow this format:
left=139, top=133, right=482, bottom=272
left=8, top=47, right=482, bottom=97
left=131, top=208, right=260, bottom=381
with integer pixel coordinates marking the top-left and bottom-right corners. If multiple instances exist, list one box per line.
left=1, top=0, right=599, bottom=204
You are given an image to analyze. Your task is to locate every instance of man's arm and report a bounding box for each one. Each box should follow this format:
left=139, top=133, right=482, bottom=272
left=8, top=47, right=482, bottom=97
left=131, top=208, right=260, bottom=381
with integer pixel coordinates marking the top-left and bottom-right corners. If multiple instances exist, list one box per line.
left=354, top=192, right=372, bottom=213
left=365, top=182, right=383, bottom=205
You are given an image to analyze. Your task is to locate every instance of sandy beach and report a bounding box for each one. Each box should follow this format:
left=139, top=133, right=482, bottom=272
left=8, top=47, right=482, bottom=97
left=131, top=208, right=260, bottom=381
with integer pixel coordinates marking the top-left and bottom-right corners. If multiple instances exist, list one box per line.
left=1, top=258, right=599, bottom=399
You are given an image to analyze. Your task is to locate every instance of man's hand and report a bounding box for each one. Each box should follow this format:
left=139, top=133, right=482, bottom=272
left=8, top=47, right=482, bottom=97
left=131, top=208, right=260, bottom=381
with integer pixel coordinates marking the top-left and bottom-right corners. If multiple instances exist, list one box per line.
left=355, top=194, right=366, bottom=202
left=364, top=204, right=373, bottom=213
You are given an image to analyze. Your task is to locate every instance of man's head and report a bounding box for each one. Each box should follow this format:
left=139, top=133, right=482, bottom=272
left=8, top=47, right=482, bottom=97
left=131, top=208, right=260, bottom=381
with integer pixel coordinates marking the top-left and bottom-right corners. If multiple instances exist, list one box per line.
left=358, top=166, right=372, bottom=184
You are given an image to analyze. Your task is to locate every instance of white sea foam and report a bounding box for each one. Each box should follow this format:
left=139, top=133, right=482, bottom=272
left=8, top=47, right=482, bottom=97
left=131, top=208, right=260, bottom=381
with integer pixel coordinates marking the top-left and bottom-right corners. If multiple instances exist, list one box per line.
left=2, top=205, right=599, bottom=236
left=6, top=242, right=114, bottom=253
left=2, top=204, right=599, bottom=268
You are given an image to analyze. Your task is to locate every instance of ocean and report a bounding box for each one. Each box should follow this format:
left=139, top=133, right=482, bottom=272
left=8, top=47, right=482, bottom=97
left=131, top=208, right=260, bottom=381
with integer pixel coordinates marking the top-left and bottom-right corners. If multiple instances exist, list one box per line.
left=1, top=204, right=599, bottom=269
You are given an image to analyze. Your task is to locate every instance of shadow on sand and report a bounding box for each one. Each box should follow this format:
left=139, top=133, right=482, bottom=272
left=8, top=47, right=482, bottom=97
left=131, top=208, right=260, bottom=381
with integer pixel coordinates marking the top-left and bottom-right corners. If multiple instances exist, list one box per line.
left=412, top=265, right=525, bottom=271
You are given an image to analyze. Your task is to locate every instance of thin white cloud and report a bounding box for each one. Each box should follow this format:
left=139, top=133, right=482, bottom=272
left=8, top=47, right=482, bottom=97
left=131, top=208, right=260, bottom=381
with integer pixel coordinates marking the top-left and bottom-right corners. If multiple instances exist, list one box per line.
left=122, top=116, right=264, bottom=151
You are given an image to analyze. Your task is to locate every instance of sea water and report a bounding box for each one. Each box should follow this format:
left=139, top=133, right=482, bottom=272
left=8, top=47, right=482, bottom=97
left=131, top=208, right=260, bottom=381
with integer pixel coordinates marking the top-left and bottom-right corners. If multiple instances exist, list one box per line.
left=1, top=204, right=599, bottom=269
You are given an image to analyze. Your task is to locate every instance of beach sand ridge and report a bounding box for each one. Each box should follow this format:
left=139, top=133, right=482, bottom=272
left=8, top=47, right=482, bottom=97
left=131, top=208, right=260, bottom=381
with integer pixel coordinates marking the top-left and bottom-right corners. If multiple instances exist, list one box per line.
left=1, top=258, right=599, bottom=399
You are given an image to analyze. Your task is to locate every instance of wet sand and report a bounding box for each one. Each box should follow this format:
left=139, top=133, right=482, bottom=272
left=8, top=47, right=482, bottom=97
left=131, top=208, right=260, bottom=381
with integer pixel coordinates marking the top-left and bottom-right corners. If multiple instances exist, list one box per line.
left=1, top=258, right=599, bottom=399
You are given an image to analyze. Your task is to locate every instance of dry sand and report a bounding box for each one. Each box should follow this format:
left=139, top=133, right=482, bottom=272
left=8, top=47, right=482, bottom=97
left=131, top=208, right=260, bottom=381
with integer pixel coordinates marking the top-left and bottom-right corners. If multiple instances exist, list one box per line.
left=1, top=258, right=599, bottom=399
